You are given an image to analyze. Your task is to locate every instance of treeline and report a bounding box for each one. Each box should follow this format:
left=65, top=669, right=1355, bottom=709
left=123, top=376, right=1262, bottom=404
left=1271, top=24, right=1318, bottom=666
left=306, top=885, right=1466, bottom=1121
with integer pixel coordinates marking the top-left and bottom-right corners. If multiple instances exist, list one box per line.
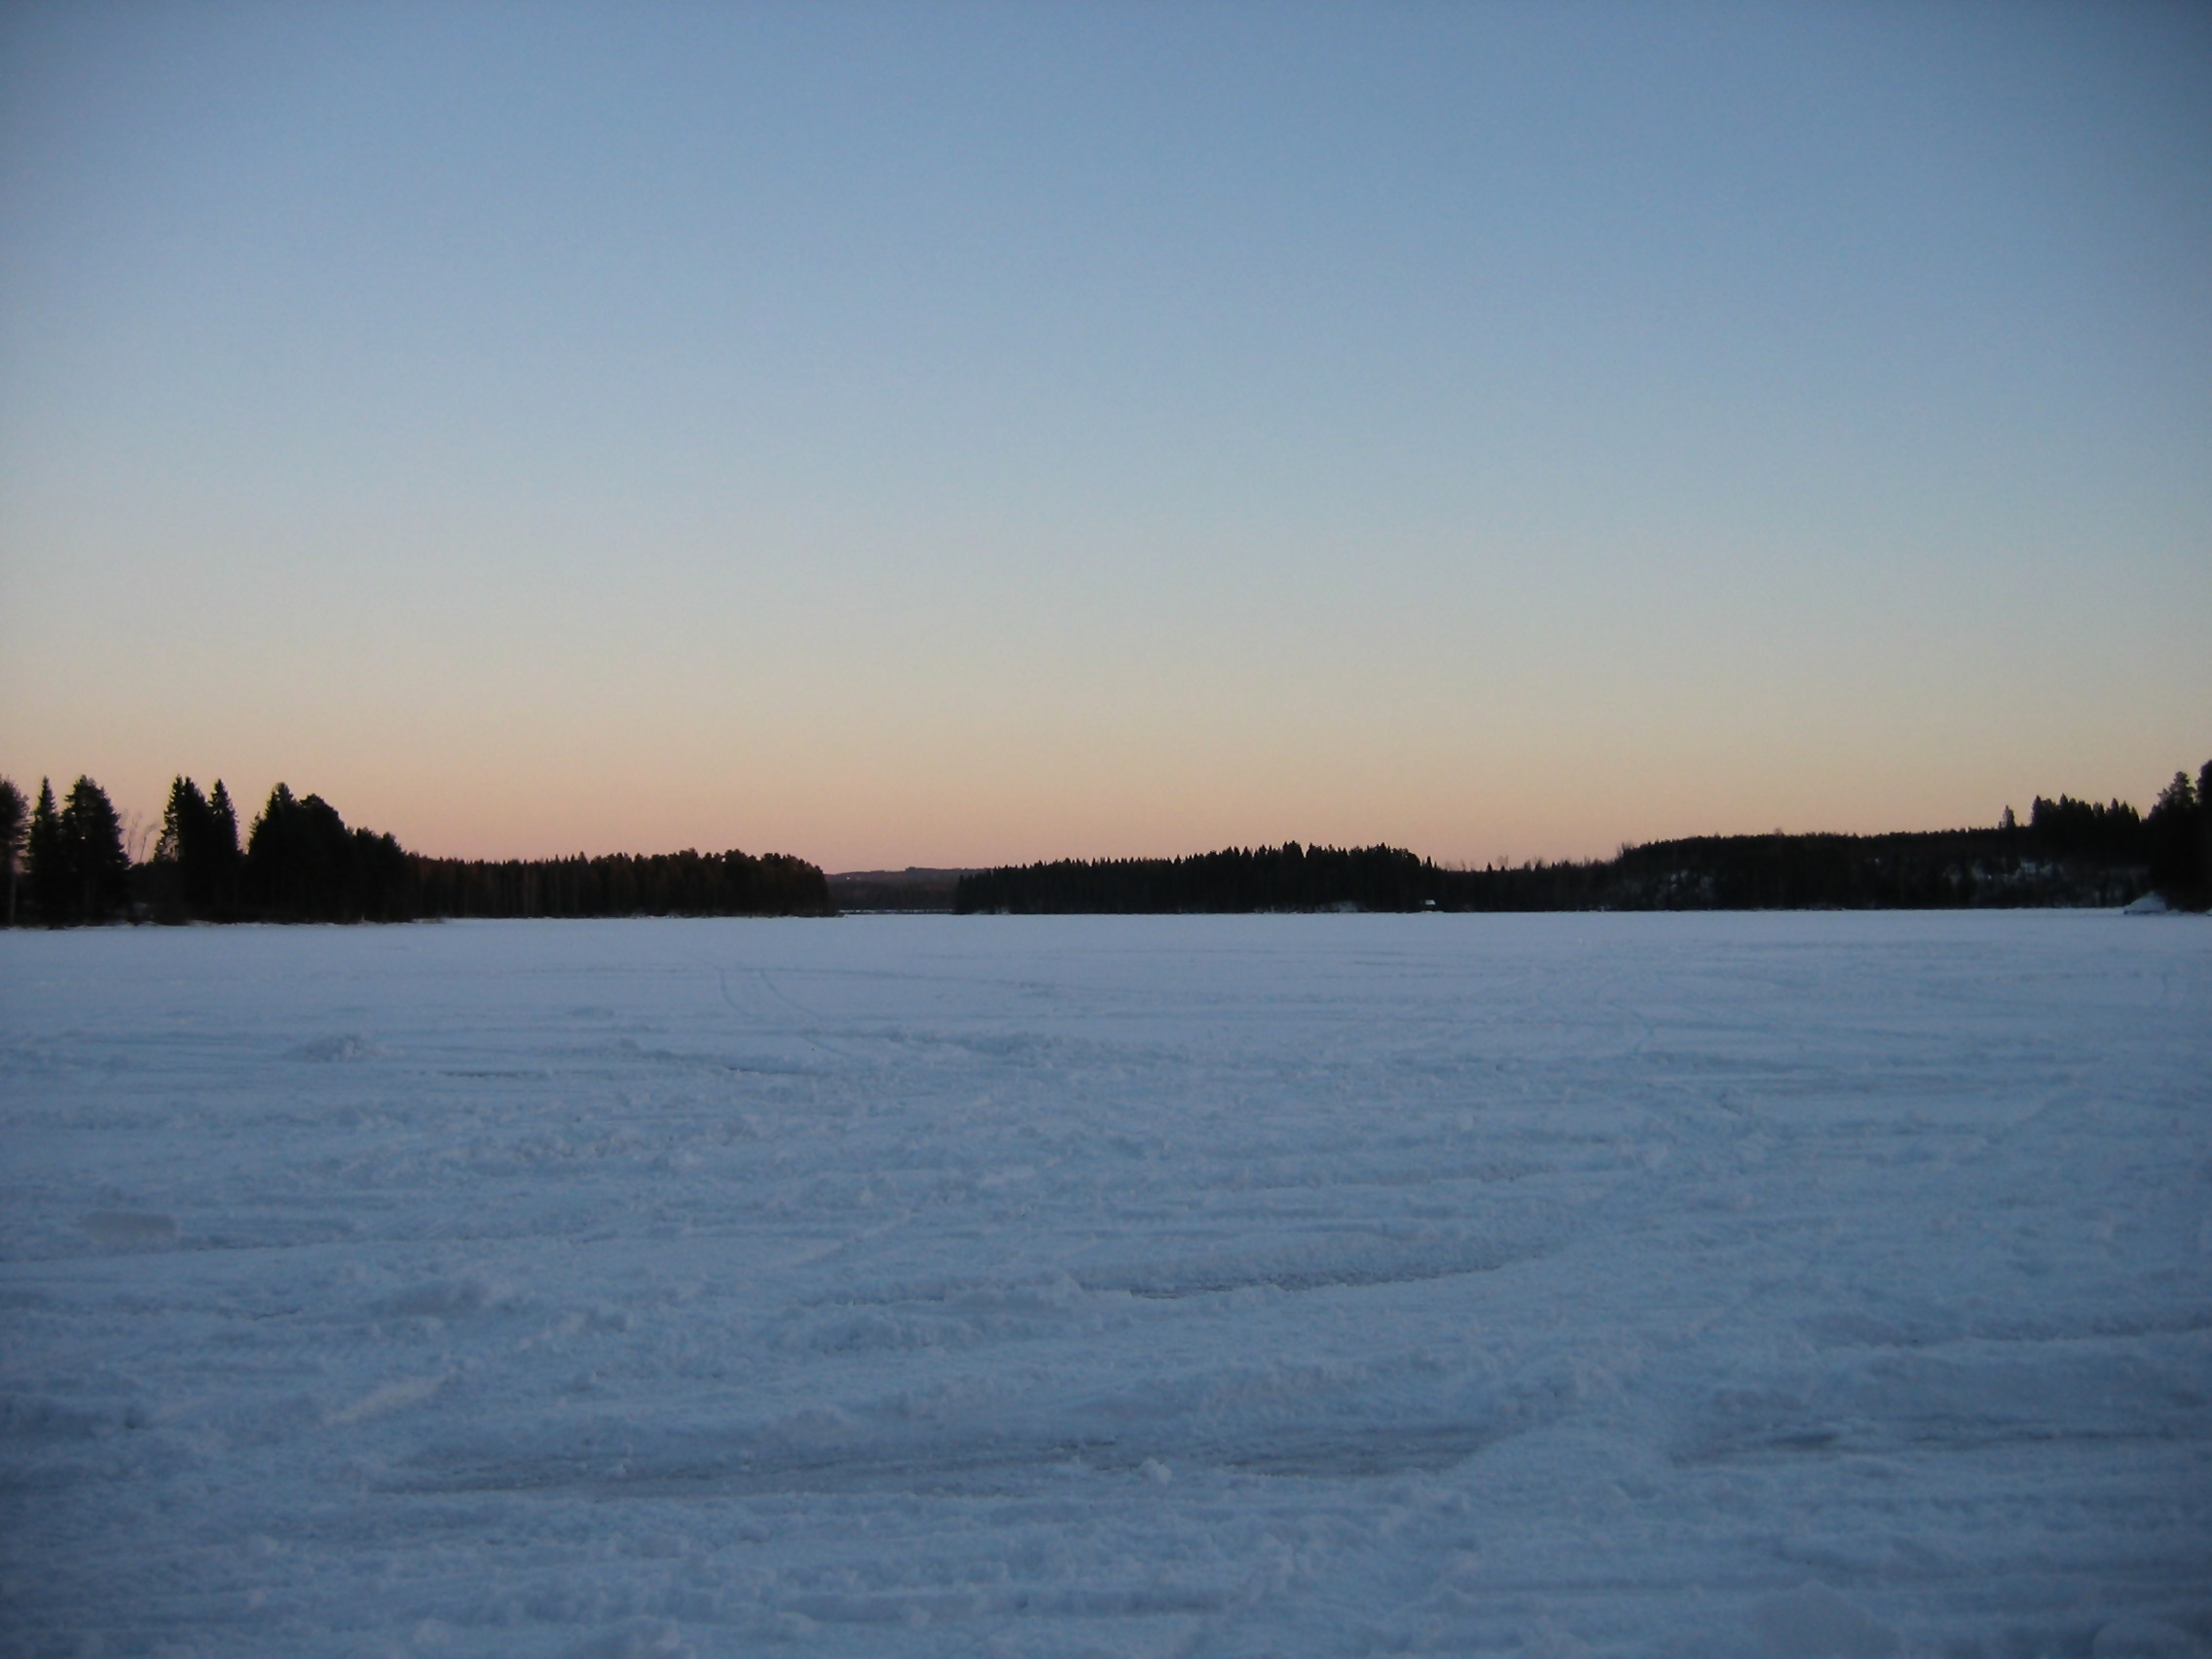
left=0, top=774, right=828, bottom=926
left=957, top=843, right=1441, bottom=914
left=411, top=849, right=828, bottom=920
left=147, top=778, right=413, bottom=922
left=955, top=763, right=2212, bottom=915
left=5, top=764, right=2203, bottom=926
left=0, top=777, right=133, bottom=928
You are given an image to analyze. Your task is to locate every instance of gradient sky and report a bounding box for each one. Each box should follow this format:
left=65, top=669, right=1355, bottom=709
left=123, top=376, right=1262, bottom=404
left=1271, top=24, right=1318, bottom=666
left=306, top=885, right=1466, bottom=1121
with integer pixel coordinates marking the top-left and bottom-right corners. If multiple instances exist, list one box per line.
left=2, top=2, right=2207, bottom=869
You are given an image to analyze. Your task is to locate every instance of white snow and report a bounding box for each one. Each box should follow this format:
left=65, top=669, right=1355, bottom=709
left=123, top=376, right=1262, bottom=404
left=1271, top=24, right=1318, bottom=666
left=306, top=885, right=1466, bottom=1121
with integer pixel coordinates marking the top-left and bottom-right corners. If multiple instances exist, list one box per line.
left=1, top=911, right=2206, bottom=1657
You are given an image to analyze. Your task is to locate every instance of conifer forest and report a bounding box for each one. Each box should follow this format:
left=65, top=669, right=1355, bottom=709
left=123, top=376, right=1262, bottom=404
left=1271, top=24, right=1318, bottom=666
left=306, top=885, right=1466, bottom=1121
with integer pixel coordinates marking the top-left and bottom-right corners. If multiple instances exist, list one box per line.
left=0, top=763, right=2203, bottom=927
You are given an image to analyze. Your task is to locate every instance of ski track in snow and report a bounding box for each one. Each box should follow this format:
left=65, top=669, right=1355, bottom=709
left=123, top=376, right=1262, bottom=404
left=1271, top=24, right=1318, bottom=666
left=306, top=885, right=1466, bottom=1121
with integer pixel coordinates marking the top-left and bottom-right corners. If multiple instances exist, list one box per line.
left=0, top=911, right=2206, bottom=1658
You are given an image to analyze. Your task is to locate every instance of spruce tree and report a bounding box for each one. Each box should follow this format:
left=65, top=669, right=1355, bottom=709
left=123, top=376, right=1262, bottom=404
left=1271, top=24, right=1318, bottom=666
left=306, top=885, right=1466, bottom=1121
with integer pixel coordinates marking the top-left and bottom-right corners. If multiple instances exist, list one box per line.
left=2147, top=765, right=2210, bottom=908
left=207, top=781, right=241, bottom=916
left=157, top=778, right=199, bottom=866
left=295, top=794, right=351, bottom=919
left=246, top=784, right=354, bottom=920
left=245, top=784, right=299, bottom=919
left=156, top=777, right=242, bottom=919
left=26, top=780, right=67, bottom=926
left=2200, top=761, right=2212, bottom=906
left=60, top=777, right=129, bottom=924
left=155, top=778, right=200, bottom=921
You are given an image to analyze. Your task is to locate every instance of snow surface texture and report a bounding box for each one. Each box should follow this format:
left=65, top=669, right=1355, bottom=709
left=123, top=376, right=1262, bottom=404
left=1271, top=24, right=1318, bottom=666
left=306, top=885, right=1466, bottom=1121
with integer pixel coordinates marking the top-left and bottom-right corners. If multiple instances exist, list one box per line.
left=1, top=912, right=2207, bottom=1659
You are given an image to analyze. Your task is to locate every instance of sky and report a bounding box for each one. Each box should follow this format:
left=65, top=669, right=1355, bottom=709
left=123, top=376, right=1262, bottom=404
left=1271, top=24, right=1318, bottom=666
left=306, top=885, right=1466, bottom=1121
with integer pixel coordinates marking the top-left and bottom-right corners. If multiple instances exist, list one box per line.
left=2, top=2, right=2207, bottom=870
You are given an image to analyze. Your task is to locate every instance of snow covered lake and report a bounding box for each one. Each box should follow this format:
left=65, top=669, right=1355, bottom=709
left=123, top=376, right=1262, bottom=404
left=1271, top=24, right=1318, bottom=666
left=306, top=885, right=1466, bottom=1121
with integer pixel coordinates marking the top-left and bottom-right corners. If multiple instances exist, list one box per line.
left=2, top=912, right=2207, bottom=1658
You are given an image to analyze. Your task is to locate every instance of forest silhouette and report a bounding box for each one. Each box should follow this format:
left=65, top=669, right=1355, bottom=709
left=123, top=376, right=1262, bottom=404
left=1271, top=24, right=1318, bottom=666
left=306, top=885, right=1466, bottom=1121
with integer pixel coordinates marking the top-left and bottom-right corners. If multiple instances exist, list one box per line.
left=0, top=764, right=2204, bottom=927
left=955, top=767, right=2211, bottom=916
left=0, top=777, right=828, bottom=926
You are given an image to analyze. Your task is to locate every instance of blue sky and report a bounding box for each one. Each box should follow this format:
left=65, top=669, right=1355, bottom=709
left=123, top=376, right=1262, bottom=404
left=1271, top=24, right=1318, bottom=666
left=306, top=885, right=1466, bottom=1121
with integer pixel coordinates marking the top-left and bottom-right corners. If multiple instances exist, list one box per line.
left=2, top=2, right=2206, bottom=866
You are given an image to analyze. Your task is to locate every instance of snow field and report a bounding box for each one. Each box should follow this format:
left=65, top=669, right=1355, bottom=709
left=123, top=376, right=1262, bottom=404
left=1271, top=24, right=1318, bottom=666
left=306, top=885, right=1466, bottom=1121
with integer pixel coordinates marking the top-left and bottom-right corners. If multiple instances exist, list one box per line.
left=1, top=911, right=2207, bottom=1657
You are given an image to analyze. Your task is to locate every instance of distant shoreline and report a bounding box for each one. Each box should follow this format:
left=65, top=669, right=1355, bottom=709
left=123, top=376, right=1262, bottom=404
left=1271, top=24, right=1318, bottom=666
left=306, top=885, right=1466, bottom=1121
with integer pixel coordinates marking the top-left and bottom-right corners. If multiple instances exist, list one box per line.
left=5, top=766, right=2205, bottom=926
left=952, top=776, right=2211, bottom=916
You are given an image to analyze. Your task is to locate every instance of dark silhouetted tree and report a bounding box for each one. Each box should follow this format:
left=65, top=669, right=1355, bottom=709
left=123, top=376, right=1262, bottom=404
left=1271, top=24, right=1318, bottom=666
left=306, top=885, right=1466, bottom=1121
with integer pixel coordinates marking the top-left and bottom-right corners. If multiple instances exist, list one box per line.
left=0, top=777, right=22, bottom=926
left=2146, top=765, right=2208, bottom=908
left=154, top=776, right=244, bottom=920
left=154, top=778, right=200, bottom=921
left=206, top=781, right=242, bottom=914
left=2026, top=795, right=2143, bottom=862
left=247, top=785, right=336, bottom=920
left=242, top=784, right=413, bottom=921
left=60, top=777, right=130, bottom=924
left=25, top=781, right=65, bottom=925
left=2200, top=761, right=2212, bottom=903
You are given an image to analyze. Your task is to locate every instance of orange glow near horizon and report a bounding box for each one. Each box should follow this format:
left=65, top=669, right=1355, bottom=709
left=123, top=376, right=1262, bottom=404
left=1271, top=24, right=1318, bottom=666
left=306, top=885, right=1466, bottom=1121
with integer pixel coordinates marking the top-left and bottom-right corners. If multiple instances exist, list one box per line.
left=5, top=691, right=2199, bottom=875
left=2, top=6, right=2206, bottom=866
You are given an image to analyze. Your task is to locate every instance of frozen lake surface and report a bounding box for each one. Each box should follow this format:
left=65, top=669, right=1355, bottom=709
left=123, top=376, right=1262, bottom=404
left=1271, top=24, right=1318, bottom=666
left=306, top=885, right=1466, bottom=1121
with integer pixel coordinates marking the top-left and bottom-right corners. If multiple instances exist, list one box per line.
left=2, top=912, right=2207, bottom=1658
